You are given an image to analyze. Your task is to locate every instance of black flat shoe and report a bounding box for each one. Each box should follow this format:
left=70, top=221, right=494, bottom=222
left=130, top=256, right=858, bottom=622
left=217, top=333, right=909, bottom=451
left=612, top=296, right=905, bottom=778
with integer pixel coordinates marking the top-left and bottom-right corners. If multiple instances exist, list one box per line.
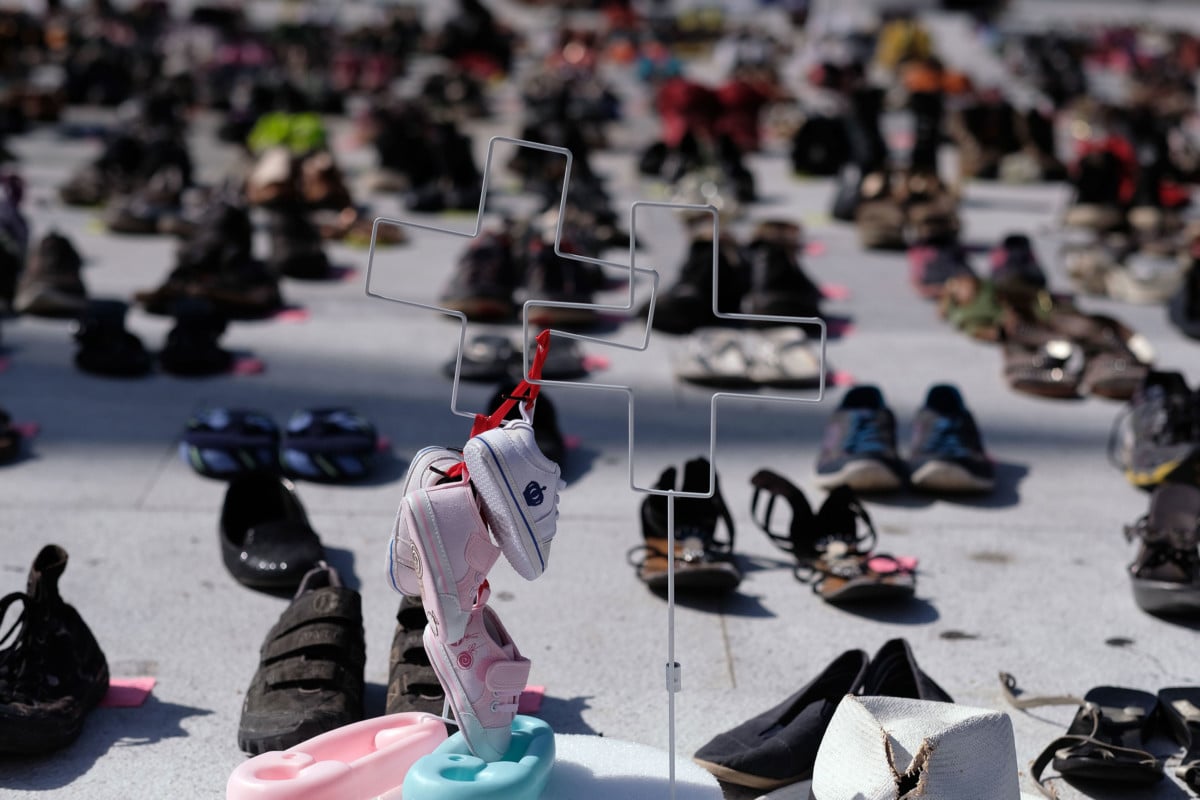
left=220, top=472, right=324, bottom=591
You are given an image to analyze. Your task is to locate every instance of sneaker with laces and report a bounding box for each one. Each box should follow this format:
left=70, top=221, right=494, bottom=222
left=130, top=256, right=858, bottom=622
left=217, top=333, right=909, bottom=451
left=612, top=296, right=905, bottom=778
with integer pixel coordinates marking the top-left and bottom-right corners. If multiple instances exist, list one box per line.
left=1112, top=370, right=1199, bottom=488
left=0, top=545, right=109, bottom=755
left=908, top=384, right=994, bottom=493
left=399, top=481, right=499, bottom=644
left=388, top=446, right=464, bottom=597
left=423, top=605, right=530, bottom=762
left=463, top=418, right=564, bottom=581
left=815, top=386, right=905, bottom=492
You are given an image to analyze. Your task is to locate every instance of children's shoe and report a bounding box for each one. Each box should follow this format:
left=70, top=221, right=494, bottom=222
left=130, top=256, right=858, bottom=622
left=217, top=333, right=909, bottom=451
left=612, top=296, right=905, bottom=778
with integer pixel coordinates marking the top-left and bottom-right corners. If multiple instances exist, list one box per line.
left=0, top=545, right=110, bottom=755
left=423, top=605, right=530, bottom=763
left=388, top=446, right=464, bottom=597
left=815, top=386, right=905, bottom=492
left=463, top=419, right=564, bottom=581
left=908, top=384, right=995, bottom=493
left=400, top=482, right=499, bottom=644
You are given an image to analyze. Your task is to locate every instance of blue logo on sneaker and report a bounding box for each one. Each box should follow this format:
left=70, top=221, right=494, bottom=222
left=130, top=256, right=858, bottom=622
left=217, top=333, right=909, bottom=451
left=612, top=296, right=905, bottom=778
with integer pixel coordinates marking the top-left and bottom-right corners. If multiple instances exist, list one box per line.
left=523, top=481, right=546, bottom=506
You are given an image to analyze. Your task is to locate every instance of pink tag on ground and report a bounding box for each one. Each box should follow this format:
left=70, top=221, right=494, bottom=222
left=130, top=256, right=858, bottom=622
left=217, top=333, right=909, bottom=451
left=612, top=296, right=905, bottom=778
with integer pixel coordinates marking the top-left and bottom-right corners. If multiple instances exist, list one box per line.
left=564, top=435, right=582, bottom=450
left=376, top=435, right=392, bottom=453
left=517, top=686, right=545, bottom=714
left=13, top=422, right=40, bottom=438
left=821, top=283, right=851, bottom=301
left=274, top=308, right=310, bottom=323
left=804, top=241, right=827, bottom=257
left=101, top=677, right=156, bottom=708
left=831, top=371, right=857, bottom=387
left=827, top=320, right=855, bottom=338
left=0, top=357, right=9, bottom=373
left=580, top=354, right=611, bottom=372
left=231, top=357, right=266, bottom=376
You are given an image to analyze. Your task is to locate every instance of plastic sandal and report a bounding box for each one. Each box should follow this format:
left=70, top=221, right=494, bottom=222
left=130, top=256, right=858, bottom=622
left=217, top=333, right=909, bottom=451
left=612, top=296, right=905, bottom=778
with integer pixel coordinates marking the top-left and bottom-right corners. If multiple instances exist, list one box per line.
left=280, top=408, right=379, bottom=483
left=180, top=408, right=279, bottom=480
left=402, top=715, right=555, bottom=800
left=1000, top=673, right=1163, bottom=797
left=750, top=470, right=915, bottom=603
left=1158, top=687, right=1200, bottom=794
left=227, top=712, right=446, bottom=800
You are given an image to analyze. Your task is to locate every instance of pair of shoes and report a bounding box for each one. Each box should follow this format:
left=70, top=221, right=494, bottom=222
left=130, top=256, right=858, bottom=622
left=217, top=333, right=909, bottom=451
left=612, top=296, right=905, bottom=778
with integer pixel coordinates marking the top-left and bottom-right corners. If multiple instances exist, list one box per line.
left=817, top=384, right=994, bottom=494
left=750, top=472, right=915, bottom=603
left=220, top=473, right=326, bottom=591
left=442, top=333, right=589, bottom=385
left=1123, top=482, right=1200, bottom=617
left=0, top=545, right=109, bottom=755
left=674, top=326, right=822, bottom=389
left=1003, top=674, right=1199, bottom=796
left=237, top=563, right=365, bottom=754
left=1109, top=370, right=1200, bottom=488
left=387, top=400, right=563, bottom=761
left=182, top=407, right=379, bottom=482
left=856, top=169, right=959, bottom=251
left=692, top=639, right=951, bottom=789
left=631, top=457, right=742, bottom=593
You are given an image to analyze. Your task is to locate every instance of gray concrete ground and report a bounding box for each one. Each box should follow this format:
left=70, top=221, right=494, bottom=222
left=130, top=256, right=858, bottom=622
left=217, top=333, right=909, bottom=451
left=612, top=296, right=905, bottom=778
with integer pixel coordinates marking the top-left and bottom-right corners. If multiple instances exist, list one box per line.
left=2, top=6, right=1200, bottom=800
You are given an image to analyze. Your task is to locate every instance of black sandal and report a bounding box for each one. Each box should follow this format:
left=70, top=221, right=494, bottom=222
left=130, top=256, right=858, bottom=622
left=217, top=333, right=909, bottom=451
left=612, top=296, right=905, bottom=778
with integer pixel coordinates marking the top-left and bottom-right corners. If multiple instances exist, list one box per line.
left=1001, top=673, right=1163, bottom=797
left=1159, top=687, right=1200, bottom=794
left=1124, top=482, right=1200, bottom=616
left=750, top=470, right=914, bottom=604
left=238, top=563, right=365, bottom=755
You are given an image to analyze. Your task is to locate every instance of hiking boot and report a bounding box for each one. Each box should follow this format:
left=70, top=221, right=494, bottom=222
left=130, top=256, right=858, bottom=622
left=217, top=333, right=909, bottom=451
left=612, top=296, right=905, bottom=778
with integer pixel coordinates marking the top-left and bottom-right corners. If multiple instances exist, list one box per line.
left=0, top=545, right=110, bottom=755
left=439, top=230, right=519, bottom=321
left=1112, top=370, right=1199, bottom=488
left=423, top=605, right=529, bottom=762
left=816, top=385, right=905, bottom=492
left=635, top=457, right=741, bottom=593
left=14, top=231, right=88, bottom=317
left=908, top=384, right=994, bottom=493
left=740, top=220, right=822, bottom=319
left=265, top=207, right=330, bottom=280
left=73, top=299, right=153, bottom=377
left=649, top=226, right=746, bottom=334
left=463, top=417, right=564, bottom=582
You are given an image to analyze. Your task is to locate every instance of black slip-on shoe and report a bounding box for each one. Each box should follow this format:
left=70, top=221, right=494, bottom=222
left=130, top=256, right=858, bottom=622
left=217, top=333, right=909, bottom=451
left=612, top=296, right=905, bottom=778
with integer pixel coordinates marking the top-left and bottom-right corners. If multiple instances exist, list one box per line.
left=860, top=638, right=953, bottom=702
left=220, top=472, right=325, bottom=590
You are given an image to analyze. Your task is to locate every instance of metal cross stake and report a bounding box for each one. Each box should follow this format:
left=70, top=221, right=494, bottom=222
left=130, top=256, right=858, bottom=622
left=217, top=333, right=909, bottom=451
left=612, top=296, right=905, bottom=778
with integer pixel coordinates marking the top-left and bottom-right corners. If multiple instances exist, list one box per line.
left=365, top=135, right=828, bottom=797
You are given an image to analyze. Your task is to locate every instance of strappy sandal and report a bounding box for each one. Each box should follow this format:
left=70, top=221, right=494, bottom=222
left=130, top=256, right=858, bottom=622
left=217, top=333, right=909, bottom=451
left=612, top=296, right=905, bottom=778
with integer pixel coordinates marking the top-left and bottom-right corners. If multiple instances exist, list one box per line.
left=385, top=596, right=446, bottom=717
left=630, top=458, right=741, bottom=593
left=238, top=563, right=365, bottom=755
left=1158, top=687, right=1200, bottom=794
left=1000, top=673, right=1164, bottom=798
left=1124, top=482, right=1200, bottom=616
left=750, top=470, right=915, bottom=604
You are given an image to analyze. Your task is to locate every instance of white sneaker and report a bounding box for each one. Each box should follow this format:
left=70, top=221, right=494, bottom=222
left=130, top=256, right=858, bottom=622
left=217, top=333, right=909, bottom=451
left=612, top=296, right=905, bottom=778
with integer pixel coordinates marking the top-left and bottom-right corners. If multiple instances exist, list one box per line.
left=464, top=419, right=564, bottom=581
left=387, top=446, right=463, bottom=597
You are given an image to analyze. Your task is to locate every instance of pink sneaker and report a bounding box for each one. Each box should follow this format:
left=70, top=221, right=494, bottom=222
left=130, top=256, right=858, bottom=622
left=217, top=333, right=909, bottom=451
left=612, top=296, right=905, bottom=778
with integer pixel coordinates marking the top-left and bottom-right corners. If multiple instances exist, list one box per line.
left=400, top=481, right=499, bottom=644
left=463, top=420, right=564, bottom=581
left=423, top=605, right=530, bottom=762
left=388, top=446, right=463, bottom=597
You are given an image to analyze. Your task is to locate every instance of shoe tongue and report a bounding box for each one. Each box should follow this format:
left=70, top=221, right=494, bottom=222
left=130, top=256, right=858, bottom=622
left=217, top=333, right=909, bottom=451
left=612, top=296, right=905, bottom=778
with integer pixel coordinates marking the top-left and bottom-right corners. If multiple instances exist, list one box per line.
left=841, top=386, right=884, bottom=410
left=923, top=384, right=964, bottom=415
left=27, top=545, right=68, bottom=602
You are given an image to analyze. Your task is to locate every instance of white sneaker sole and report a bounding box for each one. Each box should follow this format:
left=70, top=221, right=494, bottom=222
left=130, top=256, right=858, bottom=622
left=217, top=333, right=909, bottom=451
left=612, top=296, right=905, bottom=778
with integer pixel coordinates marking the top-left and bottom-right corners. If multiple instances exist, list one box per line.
left=910, top=461, right=994, bottom=493
left=815, top=459, right=903, bottom=492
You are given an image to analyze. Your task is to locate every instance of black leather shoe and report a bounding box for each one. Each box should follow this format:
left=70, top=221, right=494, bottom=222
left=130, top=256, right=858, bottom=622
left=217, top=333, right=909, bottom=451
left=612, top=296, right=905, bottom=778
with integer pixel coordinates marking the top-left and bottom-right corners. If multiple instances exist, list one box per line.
left=692, top=649, right=869, bottom=790
left=860, top=638, right=953, bottom=702
left=220, top=473, right=324, bottom=590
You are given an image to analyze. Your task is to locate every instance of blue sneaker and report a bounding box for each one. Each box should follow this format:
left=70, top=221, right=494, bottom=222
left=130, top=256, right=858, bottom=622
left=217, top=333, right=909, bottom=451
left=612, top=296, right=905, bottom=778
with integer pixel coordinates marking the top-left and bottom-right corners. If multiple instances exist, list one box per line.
left=815, top=386, right=905, bottom=492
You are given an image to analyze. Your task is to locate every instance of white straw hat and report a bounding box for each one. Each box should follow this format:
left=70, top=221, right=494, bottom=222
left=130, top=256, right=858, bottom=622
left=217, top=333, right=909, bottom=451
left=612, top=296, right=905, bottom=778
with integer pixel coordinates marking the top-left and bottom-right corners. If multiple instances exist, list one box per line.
left=810, top=696, right=1040, bottom=800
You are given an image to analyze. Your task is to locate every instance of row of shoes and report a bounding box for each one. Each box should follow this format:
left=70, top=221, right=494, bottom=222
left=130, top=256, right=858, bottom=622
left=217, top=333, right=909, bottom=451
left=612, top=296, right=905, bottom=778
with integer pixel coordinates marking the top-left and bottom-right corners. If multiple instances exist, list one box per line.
left=673, top=326, right=823, bottom=389
left=631, top=457, right=916, bottom=606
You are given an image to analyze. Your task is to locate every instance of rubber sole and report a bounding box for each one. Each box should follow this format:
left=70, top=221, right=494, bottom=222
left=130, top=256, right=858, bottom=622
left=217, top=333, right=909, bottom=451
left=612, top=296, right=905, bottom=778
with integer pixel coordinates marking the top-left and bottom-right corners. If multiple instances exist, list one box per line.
left=1132, top=578, right=1200, bottom=617
left=464, top=435, right=550, bottom=581
left=910, top=461, right=995, bottom=493
left=641, top=562, right=742, bottom=594
left=815, top=460, right=904, bottom=493
left=0, top=663, right=109, bottom=756
left=691, top=758, right=810, bottom=790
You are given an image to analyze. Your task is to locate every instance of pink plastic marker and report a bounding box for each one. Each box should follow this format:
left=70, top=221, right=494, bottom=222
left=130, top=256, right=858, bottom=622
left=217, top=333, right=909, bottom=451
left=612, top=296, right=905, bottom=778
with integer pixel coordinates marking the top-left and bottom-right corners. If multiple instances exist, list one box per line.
left=804, top=241, right=827, bottom=258
left=0, top=357, right=10, bottom=374
left=274, top=308, right=311, bottom=323
left=330, top=266, right=360, bottom=283
left=564, top=435, right=582, bottom=451
left=827, top=319, right=855, bottom=338
left=231, top=357, right=266, bottom=376
left=101, top=677, right=156, bottom=708
left=517, top=686, right=545, bottom=714
left=376, top=436, right=392, bottom=453
left=821, top=283, right=851, bottom=301
left=580, top=354, right=612, bottom=372
left=831, top=371, right=857, bottom=388
left=13, top=422, right=39, bottom=439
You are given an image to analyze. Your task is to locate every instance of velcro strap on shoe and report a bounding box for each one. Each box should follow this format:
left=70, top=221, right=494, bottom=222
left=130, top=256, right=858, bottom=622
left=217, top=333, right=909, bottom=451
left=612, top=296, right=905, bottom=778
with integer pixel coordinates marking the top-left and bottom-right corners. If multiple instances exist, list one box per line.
left=399, top=629, right=429, bottom=664
left=263, top=621, right=365, bottom=664
left=261, top=658, right=353, bottom=690
left=272, top=588, right=362, bottom=634
left=485, top=657, right=531, bottom=695
left=466, top=531, right=501, bottom=573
